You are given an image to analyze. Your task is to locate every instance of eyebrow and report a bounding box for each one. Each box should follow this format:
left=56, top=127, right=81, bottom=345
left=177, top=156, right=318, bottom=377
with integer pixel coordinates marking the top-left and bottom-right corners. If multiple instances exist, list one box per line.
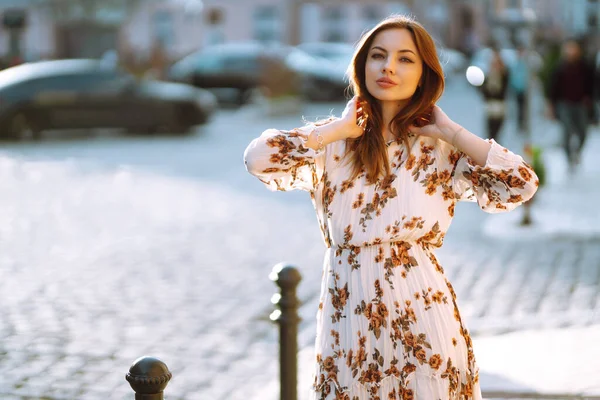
left=371, top=46, right=416, bottom=55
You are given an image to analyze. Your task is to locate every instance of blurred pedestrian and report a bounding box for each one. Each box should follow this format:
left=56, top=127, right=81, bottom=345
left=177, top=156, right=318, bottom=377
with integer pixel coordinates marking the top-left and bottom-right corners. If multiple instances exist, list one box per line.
left=509, top=45, right=529, bottom=133
left=479, top=49, right=509, bottom=141
left=548, top=39, right=595, bottom=172
left=244, top=15, right=538, bottom=399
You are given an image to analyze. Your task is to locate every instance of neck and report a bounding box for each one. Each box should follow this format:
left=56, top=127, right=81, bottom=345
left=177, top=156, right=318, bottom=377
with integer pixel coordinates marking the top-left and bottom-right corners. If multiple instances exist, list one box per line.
left=380, top=100, right=408, bottom=142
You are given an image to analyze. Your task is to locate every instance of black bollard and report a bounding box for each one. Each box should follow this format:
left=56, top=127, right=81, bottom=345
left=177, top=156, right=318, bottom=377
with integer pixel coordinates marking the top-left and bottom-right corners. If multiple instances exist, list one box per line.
left=126, top=356, right=172, bottom=400
left=270, top=263, right=302, bottom=400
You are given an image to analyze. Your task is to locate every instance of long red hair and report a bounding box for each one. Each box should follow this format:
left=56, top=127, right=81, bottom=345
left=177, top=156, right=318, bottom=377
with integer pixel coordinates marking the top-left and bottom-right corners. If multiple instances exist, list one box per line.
left=345, top=15, right=445, bottom=183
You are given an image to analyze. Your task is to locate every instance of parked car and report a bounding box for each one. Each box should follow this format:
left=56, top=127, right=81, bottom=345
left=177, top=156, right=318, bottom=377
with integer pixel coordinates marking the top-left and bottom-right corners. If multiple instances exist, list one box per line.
left=0, top=59, right=217, bottom=140
left=168, top=42, right=347, bottom=104
left=296, top=42, right=354, bottom=68
left=283, top=46, right=348, bottom=101
left=296, top=42, right=353, bottom=86
left=169, top=42, right=271, bottom=104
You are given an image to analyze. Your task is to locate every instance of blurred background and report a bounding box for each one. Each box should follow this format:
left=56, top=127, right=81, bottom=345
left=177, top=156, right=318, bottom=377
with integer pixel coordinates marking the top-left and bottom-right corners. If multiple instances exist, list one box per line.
left=0, top=0, right=599, bottom=399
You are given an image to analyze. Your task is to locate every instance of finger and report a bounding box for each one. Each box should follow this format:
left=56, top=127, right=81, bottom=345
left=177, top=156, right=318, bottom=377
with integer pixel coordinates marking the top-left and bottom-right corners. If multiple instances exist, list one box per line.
left=342, top=99, right=354, bottom=116
left=344, top=99, right=357, bottom=114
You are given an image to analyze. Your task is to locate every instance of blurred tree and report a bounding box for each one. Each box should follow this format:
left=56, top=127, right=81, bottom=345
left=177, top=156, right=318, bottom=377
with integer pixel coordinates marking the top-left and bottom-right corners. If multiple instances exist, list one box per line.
left=538, top=41, right=562, bottom=100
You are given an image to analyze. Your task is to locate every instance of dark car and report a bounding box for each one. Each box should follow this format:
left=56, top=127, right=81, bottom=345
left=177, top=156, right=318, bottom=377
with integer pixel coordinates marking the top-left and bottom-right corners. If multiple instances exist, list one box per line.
left=168, top=42, right=347, bottom=104
left=0, top=59, right=218, bottom=140
left=169, top=42, right=278, bottom=104
left=285, top=46, right=348, bottom=101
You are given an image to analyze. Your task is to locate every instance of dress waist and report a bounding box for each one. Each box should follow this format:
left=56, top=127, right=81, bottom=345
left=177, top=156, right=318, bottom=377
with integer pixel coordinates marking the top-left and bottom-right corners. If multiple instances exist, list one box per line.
left=329, top=236, right=443, bottom=252
left=332, top=239, right=416, bottom=250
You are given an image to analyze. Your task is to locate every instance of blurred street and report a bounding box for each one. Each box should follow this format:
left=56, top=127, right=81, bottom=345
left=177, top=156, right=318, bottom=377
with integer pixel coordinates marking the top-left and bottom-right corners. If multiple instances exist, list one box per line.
left=1, top=74, right=599, bottom=399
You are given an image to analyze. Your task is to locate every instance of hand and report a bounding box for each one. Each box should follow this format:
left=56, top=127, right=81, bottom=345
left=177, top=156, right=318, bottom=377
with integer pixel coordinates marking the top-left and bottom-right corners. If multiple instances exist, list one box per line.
left=409, top=105, right=458, bottom=143
left=340, top=96, right=366, bottom=139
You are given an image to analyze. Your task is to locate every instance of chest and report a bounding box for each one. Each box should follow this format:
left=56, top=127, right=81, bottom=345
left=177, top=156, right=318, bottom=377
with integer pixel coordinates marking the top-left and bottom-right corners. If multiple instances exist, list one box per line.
left=319, top=143, right=454, bottom=223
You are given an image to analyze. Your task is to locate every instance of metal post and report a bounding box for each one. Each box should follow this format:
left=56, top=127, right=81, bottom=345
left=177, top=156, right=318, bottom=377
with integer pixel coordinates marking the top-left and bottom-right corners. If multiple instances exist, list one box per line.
left=270, top=263, right=302, bottom=400
left=126, top=356, right=172, bottom=400
left=520, top=198, right=533, bottom=225
left=520, top=11, right=536, bottom=226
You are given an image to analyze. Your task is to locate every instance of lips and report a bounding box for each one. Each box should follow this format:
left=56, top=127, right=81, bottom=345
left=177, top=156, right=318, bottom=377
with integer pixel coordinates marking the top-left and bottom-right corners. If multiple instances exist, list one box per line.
left=376, top=77, right=397, bottom=88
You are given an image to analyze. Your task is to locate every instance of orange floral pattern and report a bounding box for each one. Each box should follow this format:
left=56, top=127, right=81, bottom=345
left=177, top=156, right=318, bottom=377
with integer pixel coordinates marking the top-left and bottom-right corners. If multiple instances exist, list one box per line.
left=244, top=124, right=538, bottom=399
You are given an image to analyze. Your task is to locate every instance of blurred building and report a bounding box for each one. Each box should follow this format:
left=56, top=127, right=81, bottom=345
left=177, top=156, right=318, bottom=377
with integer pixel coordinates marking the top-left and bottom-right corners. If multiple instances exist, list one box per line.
left=199, top=0, right=453, bottom=48
left=0, top=0, right=51, bottom=63
left=0, top=0, right=205, bottom=64
left=122, top=0, right=205, bottom=63
left=193, top=0, right=599, bottom=54
left=0, top=0, right=597, bottom=66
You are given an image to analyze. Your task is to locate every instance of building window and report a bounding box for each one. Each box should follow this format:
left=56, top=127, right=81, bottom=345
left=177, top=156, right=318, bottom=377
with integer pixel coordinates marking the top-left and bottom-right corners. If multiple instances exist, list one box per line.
left=322, top=6, right=346, bottom=42
left=254, top=6, right=279, bottom=43
left=362, top=5, right=380, bottom=31
left=153, top=10, right=174, bottom=47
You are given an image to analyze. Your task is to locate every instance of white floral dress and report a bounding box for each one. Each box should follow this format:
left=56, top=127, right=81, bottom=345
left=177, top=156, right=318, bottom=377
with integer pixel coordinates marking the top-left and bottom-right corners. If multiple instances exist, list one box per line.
left=244, top=123, right=538, bottom=400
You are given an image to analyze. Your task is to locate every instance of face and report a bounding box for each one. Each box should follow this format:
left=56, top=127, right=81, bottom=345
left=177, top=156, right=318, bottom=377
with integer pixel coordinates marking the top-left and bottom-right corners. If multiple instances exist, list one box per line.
left=563, top=41, right=581, bottom=62
left=364, top=28, right=423, bottom=107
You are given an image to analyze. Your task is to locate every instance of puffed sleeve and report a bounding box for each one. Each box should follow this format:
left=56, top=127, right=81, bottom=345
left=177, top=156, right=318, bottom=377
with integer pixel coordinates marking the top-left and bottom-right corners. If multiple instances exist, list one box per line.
left=450, top=139, right=539, bottom=213
left=244, top=124, right=326, bottom=192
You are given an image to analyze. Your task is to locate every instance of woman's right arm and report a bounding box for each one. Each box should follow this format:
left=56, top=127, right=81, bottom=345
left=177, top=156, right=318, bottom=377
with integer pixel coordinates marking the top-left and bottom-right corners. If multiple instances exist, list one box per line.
left=244, top=119, right=350, bottom=192
left=244, top=98, right=364, bottom=192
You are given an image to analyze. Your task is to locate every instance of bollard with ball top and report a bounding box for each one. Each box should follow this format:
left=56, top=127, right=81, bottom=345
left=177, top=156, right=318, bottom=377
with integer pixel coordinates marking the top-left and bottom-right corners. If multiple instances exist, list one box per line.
left=270, top=262, right=302, bottom=400
left=126, top=356, right=172, bottom=400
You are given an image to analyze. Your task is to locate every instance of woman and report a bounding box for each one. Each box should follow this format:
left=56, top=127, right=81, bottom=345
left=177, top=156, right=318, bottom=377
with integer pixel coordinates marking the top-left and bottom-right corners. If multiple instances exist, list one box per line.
left=244, top=15, right=538, bottom=399
left=480, top=49, right=509, bottom=141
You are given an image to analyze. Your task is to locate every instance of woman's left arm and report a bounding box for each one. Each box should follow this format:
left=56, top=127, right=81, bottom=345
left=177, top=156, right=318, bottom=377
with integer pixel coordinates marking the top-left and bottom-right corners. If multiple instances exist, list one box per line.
left=412, top=105, right=539, bottom=213
left=414, top=105, right=492, bottom=166
left=442, top=124, right=491, bottom=167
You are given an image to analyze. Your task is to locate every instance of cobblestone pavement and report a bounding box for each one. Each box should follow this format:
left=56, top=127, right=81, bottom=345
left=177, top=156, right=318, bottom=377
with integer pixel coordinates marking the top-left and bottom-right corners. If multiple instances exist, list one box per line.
left=0, top=79, right=598, bottom=399
left=247, top=232, right=600, bottom=400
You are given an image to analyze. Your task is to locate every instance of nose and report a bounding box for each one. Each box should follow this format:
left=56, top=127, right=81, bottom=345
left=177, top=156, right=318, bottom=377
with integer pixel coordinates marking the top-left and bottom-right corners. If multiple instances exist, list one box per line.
left=382, top=57, right=395, bottom=74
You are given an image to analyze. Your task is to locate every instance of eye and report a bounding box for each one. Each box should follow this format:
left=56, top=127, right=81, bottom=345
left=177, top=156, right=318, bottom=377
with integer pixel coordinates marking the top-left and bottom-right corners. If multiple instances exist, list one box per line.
left=400, top=57, right=414, bottom=63
left=371, top=53, right=385, bottom=60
